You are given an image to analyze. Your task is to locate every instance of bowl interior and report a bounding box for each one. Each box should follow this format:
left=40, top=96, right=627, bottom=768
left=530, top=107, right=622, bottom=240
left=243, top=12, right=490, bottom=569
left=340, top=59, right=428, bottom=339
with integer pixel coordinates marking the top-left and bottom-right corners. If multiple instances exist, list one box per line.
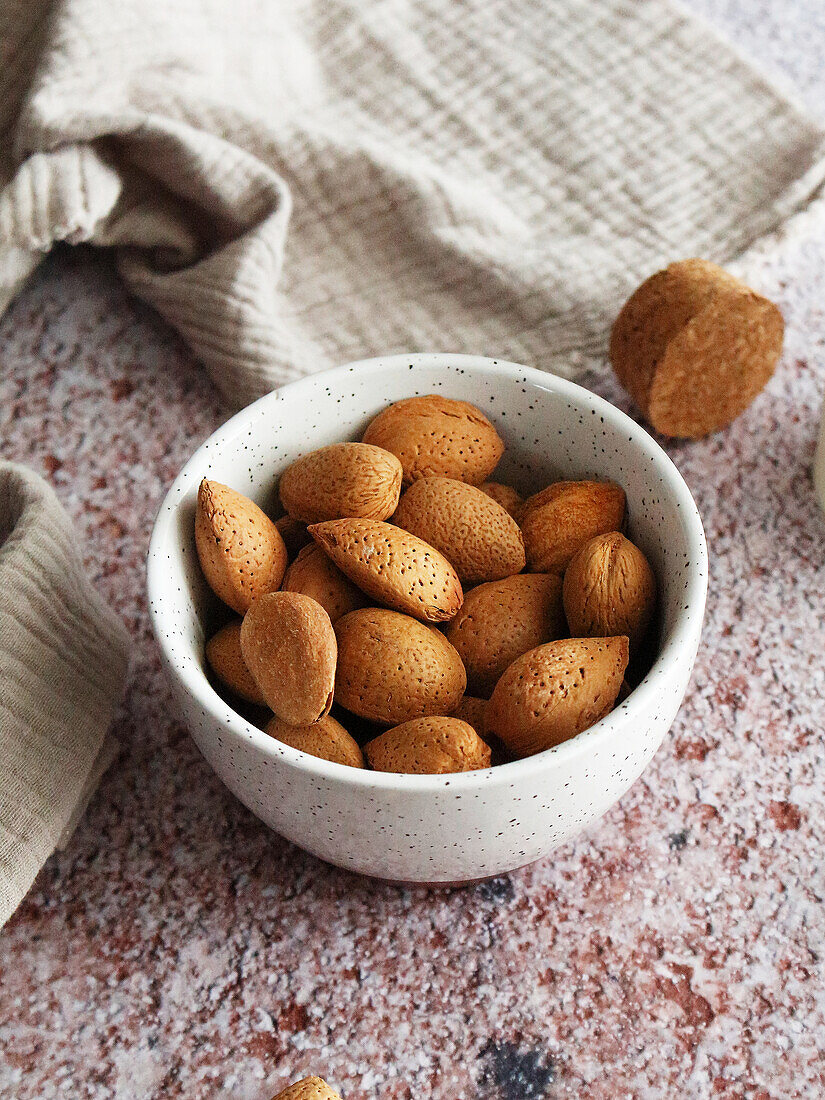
left=149, top=354, right=706, bottom=782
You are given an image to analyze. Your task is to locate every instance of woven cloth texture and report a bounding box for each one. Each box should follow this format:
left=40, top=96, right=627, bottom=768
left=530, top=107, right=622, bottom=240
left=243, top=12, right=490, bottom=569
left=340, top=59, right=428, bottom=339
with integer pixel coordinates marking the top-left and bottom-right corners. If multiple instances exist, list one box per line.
left=1, top=0, right=824, bottom=406
left=0, top=463, right=129, bottom=928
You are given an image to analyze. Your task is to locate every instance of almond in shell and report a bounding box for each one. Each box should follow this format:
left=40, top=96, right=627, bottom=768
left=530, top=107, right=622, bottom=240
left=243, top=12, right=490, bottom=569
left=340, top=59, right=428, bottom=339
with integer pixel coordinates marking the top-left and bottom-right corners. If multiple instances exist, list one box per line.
left=445, top=573, right=566, bottom=696
left=452, top=695, right=488, bottom=737
left=265, top=714, right=364, bottom=769
left=279, top=442, right=402, bottom=523
left=610, top=258, right=784, bottom=439
left=240, top=592, right=336, bottom=725
left=451, top=697, right=512, bottom=766
left=563, top=532, right=656, bottom=652
left=282, top=543, right=366, bottom=623
left=362, top=394, right=504, bottom=486
left=521, top=480, right=626, bottom=574
left=195, top=479, right=287, bottom=613
left=479, top=481, right=524, bottom=521
left=271, top=1080, right=342, bottom=1100
left=205, top=619, right=266, bottom=705
left=309, top=519, right=463, bottom=623
left=487, top=636, right=629, bottom=758
left=365, top=716, right=491, bottom=774
left=275, top=514, right=311, bottom=558
left=392, top=476, right=525, bottom=585
left=334, top=608, right=466, bottom=725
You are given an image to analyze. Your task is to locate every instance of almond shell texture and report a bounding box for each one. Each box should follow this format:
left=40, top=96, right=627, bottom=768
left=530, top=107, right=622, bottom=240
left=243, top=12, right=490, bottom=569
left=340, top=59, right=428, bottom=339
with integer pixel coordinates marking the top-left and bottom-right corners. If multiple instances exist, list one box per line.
left=392, top=476, right=525, bottom=584
left=275, top=514, right=311, bottom=558
left=264, top=714, right=364, bottom=769
left=487, top=636, right=629, bottom=758
left=240, top=592, right=336, bottom=725
left=279, top=442, right=402, bottom=523
left=563, top=532, right=656, bottom=652
left=334, top=607, right=466, bottom=726
left=282, top=543, right=367, bottom=623
left=521, top=480, right=626, bottom=574
left=205, top=618, right=266, bottom=705
left=309, top=519, right=463, bottom=623
left=610, top=258, right=784, bottom=438
left=452, top=695, right=488, bottom=737
left=445, top=573, right=565, bottom=697
left=479, top=481, right=524, bottom=521
left=362, top=394, right=504, bottom=486
left=195, top=479, right=287, bottom=614
left=365, top=716, right=491, bottom=774
left=270, top=1079, right=342, bottom=1100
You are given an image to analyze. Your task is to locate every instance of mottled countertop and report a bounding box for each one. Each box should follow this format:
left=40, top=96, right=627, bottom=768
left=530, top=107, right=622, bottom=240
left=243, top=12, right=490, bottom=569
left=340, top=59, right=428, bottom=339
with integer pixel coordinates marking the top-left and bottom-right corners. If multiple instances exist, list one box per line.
left=2, top=4, right=825, bottom=1098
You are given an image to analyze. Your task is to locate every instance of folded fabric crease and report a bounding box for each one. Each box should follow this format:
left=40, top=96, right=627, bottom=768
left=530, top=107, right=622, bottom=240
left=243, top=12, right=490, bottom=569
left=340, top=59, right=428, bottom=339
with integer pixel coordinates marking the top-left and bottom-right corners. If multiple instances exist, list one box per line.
left=0, top=0, right=823, bottom=407
left=0, top=463, right=129, bottom=928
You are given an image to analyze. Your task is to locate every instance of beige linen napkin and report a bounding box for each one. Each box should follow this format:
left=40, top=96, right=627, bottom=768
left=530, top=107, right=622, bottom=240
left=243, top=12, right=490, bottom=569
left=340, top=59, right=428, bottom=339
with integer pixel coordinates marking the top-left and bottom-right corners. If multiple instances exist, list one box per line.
left=1, top=0, right=824, bottom=408
left=0, top=464, right=129, bottom=927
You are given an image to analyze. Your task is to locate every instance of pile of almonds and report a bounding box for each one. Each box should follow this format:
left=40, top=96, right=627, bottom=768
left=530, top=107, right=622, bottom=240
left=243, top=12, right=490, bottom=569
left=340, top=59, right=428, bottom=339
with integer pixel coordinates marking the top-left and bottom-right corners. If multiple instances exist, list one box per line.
left=196, top=394, right=657, bottom=775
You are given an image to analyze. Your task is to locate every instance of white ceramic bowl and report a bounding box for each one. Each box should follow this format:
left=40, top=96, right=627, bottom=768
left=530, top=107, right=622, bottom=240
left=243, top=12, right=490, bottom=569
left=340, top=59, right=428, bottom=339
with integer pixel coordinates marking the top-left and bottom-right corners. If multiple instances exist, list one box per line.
left=147, top=354, right=707, bottom=884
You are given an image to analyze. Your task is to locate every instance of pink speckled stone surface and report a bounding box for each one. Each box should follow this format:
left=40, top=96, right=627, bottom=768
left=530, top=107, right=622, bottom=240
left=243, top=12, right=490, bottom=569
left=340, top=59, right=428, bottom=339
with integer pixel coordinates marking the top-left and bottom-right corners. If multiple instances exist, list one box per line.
left=2, top=5, right=825, bottom=1098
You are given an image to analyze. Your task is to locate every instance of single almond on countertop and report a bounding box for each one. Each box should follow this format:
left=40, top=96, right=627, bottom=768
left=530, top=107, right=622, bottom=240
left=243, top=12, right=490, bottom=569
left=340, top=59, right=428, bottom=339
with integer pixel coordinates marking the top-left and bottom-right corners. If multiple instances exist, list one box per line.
left=335, top=608, right=466, bottom=725
left=563, top=532, right=656, bottom=653
left=445, top=573, right=566, bottom=697
left=240, top=592, right=336, bottom=725
left=521, top=480, right=626, bottom=574
left=610, top=258, right=784, bottom=438
left=195, top=479, right=287, bottom=613
left=271, top=1078, right=342, bottom=1100
left=275, top=514, right=311, bottom=558
left=362, top=394, right=504, bottom=486
left=365, top=716, right=491, bottom=774
left=205, top=619, right=266, bottom=705
left=308, top=519, right=463, bottom=623
left=392, top=476, right=525, bottom=585
left=479, top=481, right=524, bottom=521
left=282, top=543, right=367, bottom=623
left=279, top=442, right=403, bottom=523
left=487, top=636, right=629, bottom=758
left=265, top=714, right=364, bottom=769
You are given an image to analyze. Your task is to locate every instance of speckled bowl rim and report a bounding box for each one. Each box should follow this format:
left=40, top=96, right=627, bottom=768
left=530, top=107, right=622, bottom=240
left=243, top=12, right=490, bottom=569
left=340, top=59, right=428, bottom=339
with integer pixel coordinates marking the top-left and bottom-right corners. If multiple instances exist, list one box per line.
left=148, top=353, right=708, bottom=793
